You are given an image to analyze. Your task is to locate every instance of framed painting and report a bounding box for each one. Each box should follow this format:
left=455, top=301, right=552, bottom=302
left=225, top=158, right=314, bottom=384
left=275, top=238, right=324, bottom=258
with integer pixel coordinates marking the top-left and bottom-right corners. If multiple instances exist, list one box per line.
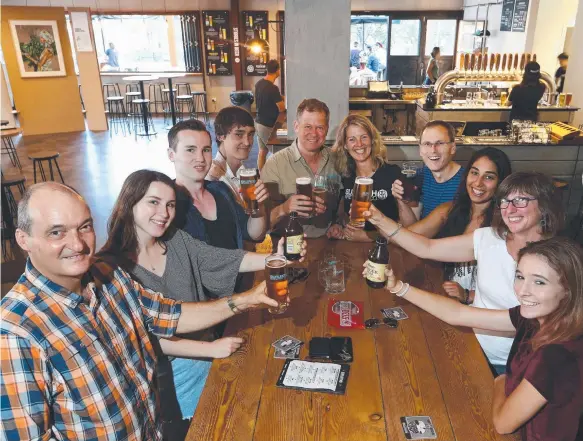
left=9, top=20, right=66, bottom=77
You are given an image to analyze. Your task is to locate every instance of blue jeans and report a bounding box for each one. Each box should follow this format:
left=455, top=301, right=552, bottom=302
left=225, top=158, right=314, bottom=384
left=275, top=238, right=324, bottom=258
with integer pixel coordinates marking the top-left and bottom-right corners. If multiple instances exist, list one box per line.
left=423, top=77, right=434, bottom=86
left=171, top=358, right=212, bottom=419
left=492, top=364, right=506, bottom=377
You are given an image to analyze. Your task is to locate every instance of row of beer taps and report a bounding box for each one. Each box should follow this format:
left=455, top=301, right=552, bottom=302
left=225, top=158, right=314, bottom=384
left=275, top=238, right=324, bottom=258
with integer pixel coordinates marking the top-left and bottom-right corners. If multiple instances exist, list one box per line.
left=457, top=52, right=537, bottom=79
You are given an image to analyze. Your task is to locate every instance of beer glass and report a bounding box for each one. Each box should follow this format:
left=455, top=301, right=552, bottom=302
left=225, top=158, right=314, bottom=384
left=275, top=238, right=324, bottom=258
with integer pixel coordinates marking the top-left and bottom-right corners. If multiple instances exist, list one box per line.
left=566, top=93, right=573, bottom=106
left=401, top=161, right=421, bottom=203
left=324, top=260, right=345, bottom=294
left=239, top=166, right=259, bottom=215
left=559, top=93, right=567, bottom=107
left=312, top=175, right=327, bottom=215
left=349, top=176, right=373, bottom=228
left=500, top=91, right=508, bottom=106
left=296, top=177, right=313, bottom=218
left=265, top=254, right=289, bottom=314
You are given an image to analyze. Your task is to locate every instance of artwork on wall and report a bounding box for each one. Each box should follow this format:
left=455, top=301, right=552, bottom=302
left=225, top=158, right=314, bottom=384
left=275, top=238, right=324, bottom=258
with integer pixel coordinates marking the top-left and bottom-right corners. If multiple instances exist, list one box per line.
left=9, top=20, right=66, bottom=77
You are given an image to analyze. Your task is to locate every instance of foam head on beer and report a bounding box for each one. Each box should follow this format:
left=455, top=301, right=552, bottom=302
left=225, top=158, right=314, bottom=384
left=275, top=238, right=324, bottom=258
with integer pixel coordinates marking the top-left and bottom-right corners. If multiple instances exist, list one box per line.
left=350, top=177, right=373, bottom=228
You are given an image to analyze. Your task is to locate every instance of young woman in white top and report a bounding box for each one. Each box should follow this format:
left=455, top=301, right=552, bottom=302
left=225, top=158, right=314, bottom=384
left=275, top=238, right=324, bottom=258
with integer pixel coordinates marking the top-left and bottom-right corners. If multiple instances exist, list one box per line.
left=364, top=171, right=564, bottom=374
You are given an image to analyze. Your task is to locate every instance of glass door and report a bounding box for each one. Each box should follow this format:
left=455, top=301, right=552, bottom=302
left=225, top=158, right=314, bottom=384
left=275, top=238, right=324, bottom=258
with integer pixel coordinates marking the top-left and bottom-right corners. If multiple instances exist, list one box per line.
left=424, top=19, right=458, bottom=80
left=388, top=18, right=421, bottom=85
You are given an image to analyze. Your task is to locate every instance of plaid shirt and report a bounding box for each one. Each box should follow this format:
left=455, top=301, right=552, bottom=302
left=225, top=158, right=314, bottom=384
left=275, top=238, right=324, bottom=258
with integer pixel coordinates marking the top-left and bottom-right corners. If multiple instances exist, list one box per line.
left=0, top=259, right=182, bottom=441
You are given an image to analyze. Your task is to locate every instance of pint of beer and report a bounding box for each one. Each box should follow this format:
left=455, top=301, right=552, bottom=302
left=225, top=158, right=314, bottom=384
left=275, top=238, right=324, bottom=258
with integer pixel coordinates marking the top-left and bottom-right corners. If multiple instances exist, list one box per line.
left=349, top=177, right=373, bottom=228
left=296, top=177, right=313, bottom=217
left=500, top=91, right=508, bottom=106
left=401, top=162, right=421, bottom=203
left=265, top=254, right=289, bottom=314
left=559, top=93, right=567, bottom=107
left=239, top=167, right=259, bottom=215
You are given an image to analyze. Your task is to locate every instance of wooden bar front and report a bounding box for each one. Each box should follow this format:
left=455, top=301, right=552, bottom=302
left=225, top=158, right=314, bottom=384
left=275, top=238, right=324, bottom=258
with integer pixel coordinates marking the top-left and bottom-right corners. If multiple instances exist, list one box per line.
left=187, top=238, right=521, bottom=441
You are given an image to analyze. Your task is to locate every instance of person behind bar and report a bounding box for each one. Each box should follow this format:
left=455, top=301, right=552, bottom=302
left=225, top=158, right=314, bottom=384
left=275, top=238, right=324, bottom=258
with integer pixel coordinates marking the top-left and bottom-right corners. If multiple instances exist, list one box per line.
left=255, top=59, right=286, bottom=170
left=424, top=46, right=440, bottom=85
left=365, top=172, right=564, bottom=375
left=392, top=120, right=464, bottom=221
left=207, top=106, right=256, bottom=204
left=261, top=98, right=341, bottom=239
left=406, top=147, right=512, bottom=301
left=327, top=114, right=406, bottom=242
left=507, top=61, right=545, bottom=123
left=169, top=119, right=268, bottom=252
left=99, top=170, right=306, bottom=440
left=378, top=237, right=583, bottom=441
left=0, top=182, right=278, bottom=441
left=555, top=52, right=568, bottom=94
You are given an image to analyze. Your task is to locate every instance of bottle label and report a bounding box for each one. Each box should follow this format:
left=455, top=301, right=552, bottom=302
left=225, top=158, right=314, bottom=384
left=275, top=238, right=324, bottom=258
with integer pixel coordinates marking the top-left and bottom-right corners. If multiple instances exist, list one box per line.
left=286, top=235, right=303, bottom=254
left=366, top=260, right=387, bottom=283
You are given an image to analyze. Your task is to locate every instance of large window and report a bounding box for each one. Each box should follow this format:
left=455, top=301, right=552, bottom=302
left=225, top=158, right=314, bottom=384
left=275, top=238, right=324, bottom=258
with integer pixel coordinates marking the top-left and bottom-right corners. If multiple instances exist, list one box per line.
left=425, top=20, right=457, bottom=56
left=349, top=15, right=389, bottom=86
left=390, top=19, right=420, bottom=56
left=92, top=15, right=200, bottom=72
left=457, top=21, right=485, bottom=55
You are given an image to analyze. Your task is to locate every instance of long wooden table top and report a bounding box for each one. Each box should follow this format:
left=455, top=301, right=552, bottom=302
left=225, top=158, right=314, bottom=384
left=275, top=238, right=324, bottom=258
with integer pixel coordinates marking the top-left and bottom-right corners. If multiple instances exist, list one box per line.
left=187, top=238, right=521, bottom=441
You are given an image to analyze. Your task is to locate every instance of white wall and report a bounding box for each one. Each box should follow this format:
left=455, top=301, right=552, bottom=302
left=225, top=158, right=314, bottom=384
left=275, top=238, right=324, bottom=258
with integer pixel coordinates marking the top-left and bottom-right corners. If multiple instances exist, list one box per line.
left=563, top=0, right=583, bottom=127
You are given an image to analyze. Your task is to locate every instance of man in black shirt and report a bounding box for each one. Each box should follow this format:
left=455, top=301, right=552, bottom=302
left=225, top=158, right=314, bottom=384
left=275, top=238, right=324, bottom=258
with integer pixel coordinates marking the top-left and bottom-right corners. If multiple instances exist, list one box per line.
left=555, top=52, right=568, bottom=94
left=255, top=59, right=285, bottom=169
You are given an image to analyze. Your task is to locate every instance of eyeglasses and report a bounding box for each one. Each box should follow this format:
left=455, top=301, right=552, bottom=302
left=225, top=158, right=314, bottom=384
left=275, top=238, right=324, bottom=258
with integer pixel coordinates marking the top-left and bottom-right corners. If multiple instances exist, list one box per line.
left=364, top=317, right=398, bottom=329
left=498, top=197, right=537, bottom=209
left=419, top=141, right=453, bottom=148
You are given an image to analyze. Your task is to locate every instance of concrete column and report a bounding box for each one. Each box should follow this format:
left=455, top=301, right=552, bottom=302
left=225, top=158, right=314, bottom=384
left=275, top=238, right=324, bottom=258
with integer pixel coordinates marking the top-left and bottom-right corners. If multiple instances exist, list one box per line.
left=563, top=0, right=582, bottom=128
left=285, top=0, right=350, bottom=139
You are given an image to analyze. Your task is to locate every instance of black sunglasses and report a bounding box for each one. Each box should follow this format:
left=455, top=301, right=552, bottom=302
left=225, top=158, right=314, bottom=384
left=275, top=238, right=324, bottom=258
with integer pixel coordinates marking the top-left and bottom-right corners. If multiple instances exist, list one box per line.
left=365, top=317, right=398, bottom=329
left=288, top=267, right=310, bottom=285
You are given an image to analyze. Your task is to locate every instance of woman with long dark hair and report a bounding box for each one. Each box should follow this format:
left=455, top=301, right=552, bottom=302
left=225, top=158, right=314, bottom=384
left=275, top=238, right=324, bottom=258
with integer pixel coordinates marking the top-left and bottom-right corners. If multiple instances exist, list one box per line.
left=424, top=46, right=440, bottom=85
left=364, top=172, right=564, bottom=374
left=507, top=61, right=546, bottom=122
left=99, top=170, right=306, bottom=438
left=406, top=147, right=512, bottom=300
left=378, top=236, right=583, bottom=441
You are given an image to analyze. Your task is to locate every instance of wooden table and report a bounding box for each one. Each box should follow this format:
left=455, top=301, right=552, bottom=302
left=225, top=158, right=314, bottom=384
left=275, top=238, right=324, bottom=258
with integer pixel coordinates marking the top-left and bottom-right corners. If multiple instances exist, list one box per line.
left=187, top=239, right=521, bottom=441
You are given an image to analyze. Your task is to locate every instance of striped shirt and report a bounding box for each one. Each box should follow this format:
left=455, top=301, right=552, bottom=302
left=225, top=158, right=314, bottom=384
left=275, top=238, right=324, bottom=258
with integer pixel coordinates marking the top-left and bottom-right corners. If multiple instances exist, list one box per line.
left=420, top=165, right=464, bottom=218
left=1, top=259, right=182, bottom=441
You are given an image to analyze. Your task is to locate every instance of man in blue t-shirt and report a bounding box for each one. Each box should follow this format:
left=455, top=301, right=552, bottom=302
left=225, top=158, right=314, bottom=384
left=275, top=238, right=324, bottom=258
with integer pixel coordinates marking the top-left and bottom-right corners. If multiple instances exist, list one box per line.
left=392, top=120, right=463, bottom=224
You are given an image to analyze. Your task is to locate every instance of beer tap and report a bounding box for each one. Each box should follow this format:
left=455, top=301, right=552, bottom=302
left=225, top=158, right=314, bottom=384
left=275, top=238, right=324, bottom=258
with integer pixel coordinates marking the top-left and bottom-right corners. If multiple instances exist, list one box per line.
left=520, top=53, right=526, bottom=72
left=489, top=53, right=496, bottom=74
left=513, top=53, right=519, bottom=72
left=495, top=53, right=501, bottom=73
left=477, top=53, right=483, bottom=73
left=464, top=53, right=470, bottom=78
left=459, top=53, right=465, bottom=72
left=501, top=53, right=507, bottom=74
left=525, top=53, right=531, bottom=64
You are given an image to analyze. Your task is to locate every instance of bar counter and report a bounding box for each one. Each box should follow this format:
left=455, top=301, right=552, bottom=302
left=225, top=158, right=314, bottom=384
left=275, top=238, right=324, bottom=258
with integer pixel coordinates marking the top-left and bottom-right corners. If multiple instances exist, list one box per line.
left=267, top=129, right=582, bottom=218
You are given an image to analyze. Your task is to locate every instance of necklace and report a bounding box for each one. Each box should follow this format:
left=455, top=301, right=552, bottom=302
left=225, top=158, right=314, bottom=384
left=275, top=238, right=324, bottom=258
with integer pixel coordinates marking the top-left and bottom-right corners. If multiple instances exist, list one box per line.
left=142, top=245, right=160, bottom=273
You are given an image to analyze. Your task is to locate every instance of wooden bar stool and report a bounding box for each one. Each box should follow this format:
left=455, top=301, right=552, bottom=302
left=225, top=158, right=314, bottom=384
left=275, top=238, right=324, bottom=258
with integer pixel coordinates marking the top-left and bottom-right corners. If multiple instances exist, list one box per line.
left=1, top=128, right=23, bottom=171
left=191, top=91, right=210, bottom=125
left=28, top=152, right=65, bottom=183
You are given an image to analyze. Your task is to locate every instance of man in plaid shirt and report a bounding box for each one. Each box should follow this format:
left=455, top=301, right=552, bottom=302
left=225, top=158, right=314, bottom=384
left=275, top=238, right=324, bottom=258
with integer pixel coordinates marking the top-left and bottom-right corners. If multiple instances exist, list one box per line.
left=0, top=182, right=276, bottom=441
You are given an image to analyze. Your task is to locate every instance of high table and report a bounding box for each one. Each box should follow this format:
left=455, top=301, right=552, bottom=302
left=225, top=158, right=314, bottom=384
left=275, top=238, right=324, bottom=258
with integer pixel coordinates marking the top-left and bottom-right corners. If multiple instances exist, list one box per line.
left=122, top=75, right=159, bottom=136
left=186, top=238, right=520, bottom=441
left=156, top=73, right=185, bottom=127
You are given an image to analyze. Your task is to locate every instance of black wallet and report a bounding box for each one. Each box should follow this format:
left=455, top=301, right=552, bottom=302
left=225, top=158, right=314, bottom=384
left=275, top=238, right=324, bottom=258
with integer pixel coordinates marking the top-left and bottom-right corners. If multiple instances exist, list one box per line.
left=309, top=337, right=353, bottom=362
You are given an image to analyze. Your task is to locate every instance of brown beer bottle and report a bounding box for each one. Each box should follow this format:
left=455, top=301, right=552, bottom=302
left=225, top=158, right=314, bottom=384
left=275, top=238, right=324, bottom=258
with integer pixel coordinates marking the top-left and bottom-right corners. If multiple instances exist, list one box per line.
left=284, top=212, right=304, bottom=261
left=366, top=237, right=389, bottom=289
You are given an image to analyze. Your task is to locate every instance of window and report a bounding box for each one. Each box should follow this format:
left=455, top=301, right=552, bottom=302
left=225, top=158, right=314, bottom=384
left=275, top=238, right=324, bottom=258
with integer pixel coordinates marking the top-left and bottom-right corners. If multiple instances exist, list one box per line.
left=349, top=15, right=389, bottom=86
left=92, top=15, right=200, bottom=72
left=425, top=20, right=457, bottom=56
left=457, top=20, right=485, bottom=55
left=390, top=19, right=420, bottom=56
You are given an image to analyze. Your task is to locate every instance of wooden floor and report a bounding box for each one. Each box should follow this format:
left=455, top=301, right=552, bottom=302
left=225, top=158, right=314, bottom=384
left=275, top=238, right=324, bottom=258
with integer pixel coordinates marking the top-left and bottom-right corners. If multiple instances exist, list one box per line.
left=2, top=117, right=261, bottom=250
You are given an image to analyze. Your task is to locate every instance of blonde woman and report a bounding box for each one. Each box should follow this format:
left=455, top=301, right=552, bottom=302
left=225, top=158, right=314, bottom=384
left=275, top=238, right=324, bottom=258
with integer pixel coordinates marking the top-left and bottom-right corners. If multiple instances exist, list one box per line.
left=327, top=114, right=413, bottom=242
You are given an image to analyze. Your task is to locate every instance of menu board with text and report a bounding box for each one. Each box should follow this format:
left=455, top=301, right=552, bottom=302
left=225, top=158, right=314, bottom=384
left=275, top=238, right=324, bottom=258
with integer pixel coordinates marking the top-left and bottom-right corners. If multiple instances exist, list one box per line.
left=202, top=10, right=232, bottom=76
left=242, top=11, right=269, bottom=76
left=500, top=0, right=514, bottom=32
left=512, top=0, right=529, bottom=32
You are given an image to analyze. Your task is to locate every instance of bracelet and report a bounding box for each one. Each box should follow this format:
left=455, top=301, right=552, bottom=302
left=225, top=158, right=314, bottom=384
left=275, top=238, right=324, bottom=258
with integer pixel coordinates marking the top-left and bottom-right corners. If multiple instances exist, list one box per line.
left=227, top=296, right=240, bottom=314
left=396, top=283, right=410, bottom=298
left=387, top=223, right=403, bottom=239
left=389, top=280, right=404, bottom=294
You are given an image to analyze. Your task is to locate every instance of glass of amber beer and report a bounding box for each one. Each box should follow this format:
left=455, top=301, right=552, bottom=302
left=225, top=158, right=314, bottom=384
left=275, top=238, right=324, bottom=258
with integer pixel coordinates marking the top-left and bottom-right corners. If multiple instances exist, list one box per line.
left=239, top=166, right=259, bottom=215
left=265, top=254, right=289, bottom=314
left=296, top=177, right=313, bottom=217
left=349, top=176, right=373, bottom=228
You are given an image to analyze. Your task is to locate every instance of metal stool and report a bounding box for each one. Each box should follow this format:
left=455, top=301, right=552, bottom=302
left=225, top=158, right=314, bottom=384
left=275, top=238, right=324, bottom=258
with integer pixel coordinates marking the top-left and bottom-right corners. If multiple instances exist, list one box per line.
left=162, top=88, right=177, bottom=125
left=176, top=83, right=192, bottom=96
left=2, top=175, right=26, bottom=222
left=28, top=152, right=65, bottom=183
left=125, top=83, right=140, bottom=93
left=148, top=83, right=166, bottom=114
left=176, top=95, right=194, bottom=121
left=102, top=84, right=122, bottom=107
left=125, top=92, right=142, bottom=116
left=191, top=91, right=210, bottom=125
left=107, top=96, right=130, bottom=135
left=131, top=99, right=156, bottom=136
left=1, top=128, right=22, bottom=171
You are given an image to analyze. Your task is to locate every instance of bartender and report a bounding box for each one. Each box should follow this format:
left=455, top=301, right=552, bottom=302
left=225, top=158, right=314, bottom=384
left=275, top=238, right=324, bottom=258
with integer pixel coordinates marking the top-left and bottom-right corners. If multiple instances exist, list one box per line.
left=506, top=61, right=545, bottom=122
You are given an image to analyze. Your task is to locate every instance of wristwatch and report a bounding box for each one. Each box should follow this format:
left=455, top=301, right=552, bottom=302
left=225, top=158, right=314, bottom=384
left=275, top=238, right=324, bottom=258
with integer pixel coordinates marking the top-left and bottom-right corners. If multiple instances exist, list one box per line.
left=227, top=296, right=240, bottom=314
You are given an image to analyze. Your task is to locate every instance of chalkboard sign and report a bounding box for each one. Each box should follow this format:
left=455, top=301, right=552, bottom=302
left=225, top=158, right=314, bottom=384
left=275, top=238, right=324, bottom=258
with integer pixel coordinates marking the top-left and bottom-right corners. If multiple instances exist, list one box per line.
left=500, top=0, right=515, bottom=32
left=242, top=11, right=269, bottom=76
left=202, top=11, right=232, bottom=76
left=512, top=0, right=529, bottom=32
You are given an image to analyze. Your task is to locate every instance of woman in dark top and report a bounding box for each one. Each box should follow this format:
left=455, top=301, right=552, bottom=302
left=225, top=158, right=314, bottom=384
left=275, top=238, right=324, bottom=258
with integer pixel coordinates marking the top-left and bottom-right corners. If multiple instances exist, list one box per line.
left=380, top=236, right=583, bottom=441
left=100, top=170, right=307, bottom=439
left=507, top=61, right=546, bottom=122
left=327, top=114, right=404, bottom=242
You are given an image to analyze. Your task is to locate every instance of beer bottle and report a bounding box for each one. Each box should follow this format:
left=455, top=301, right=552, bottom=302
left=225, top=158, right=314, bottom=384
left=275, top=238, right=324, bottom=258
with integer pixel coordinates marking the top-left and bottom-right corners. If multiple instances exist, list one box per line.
left=366, top=237, right=389, bottom=289
left=284, top=212, right=304, bottom=261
